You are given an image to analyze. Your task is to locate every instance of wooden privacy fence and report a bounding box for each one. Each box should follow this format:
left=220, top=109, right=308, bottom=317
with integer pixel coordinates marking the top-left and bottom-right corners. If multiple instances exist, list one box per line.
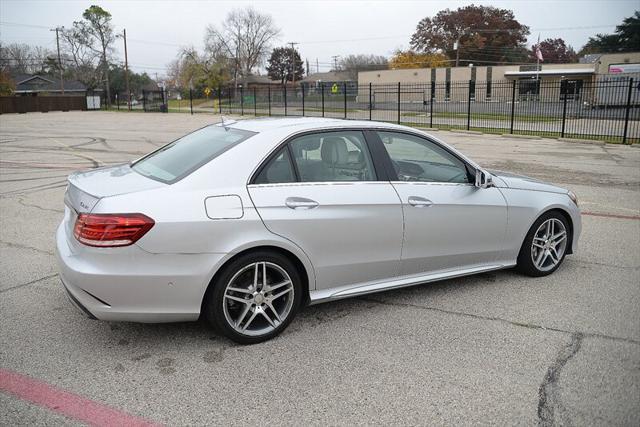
left=0, top=96, right=87, bottom=114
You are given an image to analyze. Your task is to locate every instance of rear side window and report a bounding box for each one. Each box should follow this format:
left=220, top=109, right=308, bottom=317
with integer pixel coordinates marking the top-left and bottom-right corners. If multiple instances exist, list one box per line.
left=253, top=147, right=296, bottom=184
left=132, top=125, right=255, bottom=183
left=289, top=131, right=376, bottom=182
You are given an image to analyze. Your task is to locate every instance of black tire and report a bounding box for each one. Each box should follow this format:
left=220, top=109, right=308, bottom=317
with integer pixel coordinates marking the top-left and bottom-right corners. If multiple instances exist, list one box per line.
left=517, top=211, right=570, bottom=277
left=204, top=250, right=303, bottom=345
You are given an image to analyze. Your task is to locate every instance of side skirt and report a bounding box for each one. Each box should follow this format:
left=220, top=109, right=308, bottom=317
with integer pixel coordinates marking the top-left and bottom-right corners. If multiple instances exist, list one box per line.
left=308, top=263, right=514, bottom=305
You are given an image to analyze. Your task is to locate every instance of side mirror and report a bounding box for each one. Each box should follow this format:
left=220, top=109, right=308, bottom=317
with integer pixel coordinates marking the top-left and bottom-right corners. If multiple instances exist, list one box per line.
left=475, top=169, right=494, bottom=189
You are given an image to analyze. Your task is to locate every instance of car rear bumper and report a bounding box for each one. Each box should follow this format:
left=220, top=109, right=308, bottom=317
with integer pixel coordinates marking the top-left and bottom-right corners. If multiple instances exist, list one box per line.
left=55, top=222, right=226, bottom=323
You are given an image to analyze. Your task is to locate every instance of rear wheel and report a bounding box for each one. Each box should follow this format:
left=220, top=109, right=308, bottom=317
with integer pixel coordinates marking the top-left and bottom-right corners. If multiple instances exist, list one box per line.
left=517, top=212, right=570, bottom=277
left=205, top=251, right=302, bottom=344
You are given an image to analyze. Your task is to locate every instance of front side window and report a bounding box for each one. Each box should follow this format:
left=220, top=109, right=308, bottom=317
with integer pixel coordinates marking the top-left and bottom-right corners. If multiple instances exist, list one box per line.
left=132, top=125, right=255, bottom=183
left=377, top=131, right=470, bottom=183
left=289, top=131, right=376, bottom=182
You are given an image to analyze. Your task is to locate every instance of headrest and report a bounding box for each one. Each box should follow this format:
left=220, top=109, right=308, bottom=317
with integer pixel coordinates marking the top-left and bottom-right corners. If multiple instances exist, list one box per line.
left=321, top=137, right=349, bottom=165
left=296, top=137, right=321, bottom=152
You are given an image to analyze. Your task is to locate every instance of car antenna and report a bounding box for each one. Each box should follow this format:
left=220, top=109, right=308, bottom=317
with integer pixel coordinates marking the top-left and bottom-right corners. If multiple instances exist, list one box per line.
left=219, top=116, right=237, bottom=130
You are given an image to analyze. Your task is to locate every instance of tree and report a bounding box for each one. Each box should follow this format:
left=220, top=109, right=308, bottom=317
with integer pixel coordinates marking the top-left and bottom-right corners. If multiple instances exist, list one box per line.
left=579, top=11, right=640, bottom=55
left=389, top=50, right=449, bottom=69
left=204, top=7, right=280, bottom=86
left=60, top=25, right=101, bottom=88
left=410, top=4, right=530, bottom=65
left=172, top=46, right=231, bottom=96
left=0, top=70, right=15, bottom=95
left=266, top=47, right=303, bottom=84
left=76, top=5, right=115, bottom=104
left=109, top=64, right=153, bottom=99
left=337, top=54, right=387, bottom=79
left=0, top=43, right=55, bottom=75
left=530, top=38, right=578, bottom=63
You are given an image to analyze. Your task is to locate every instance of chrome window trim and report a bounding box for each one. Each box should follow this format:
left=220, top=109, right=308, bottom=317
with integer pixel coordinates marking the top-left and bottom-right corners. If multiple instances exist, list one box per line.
left=389, top=181, right=475, bottom=187
left=247, top=181, right=389, bottom=189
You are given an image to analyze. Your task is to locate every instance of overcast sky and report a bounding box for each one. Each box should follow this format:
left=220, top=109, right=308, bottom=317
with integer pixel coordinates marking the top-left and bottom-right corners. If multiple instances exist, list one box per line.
left=1, top=0, right=637, bottom=76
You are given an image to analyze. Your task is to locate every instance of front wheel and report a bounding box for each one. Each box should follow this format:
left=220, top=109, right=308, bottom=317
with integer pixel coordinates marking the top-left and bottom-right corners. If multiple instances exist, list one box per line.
left=517, top=212, right=570, bottom=277
left=205, top=251, right=302, bottom=344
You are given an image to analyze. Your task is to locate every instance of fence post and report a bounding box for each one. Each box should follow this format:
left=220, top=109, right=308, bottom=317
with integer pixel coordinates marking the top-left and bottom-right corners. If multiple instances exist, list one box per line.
left=240, top=86, right=244, bottom=116
left=510, top=80, right=516, bottom=134
left=397, top=82, right=401, bottom=124
left=561, top=80, right=568, bottom=138
left=142, top=89, right=146, bottom=111
left=228, top=87, right=232, bottom=114
left=430, top=81, right=434, bottom=128
left=302, top=84, right=305, bottom=116
left=218, top=86, right=222, bottom=114
left=253, top=88, right=257, bottom=116
left=284, top=85, right=287, bottom=116
left=268, top=85, right=271, bottom=116
left=343, top=82, right=347, bottom=119
left=189, top=88, right=193, bottom=115
left=467, top=80, right=472, bottom=130
left=368, top=82, right=372, bottom=120
left=321, top=82, right=325, bottom=117
left=623, top=78, right=634, bottom=145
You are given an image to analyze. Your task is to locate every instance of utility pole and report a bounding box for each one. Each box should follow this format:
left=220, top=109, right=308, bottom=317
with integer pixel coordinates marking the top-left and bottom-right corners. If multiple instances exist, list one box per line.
left=50, top=26, right=65, bottom=94
left=288, top=42, right=299, bottom=86
left=332, top=55, right=341, bottom=71
left=316, top=58, right=319, bottom=74
left=117, top=29, right=131, bottom=110
left=454, top=38, right=460, bottom=67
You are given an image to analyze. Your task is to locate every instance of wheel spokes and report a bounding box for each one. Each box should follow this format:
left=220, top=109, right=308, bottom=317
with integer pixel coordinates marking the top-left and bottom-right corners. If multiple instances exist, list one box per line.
left=223, top=261, right=295, bottom=336
left=531, top=218, right=567, bottom=271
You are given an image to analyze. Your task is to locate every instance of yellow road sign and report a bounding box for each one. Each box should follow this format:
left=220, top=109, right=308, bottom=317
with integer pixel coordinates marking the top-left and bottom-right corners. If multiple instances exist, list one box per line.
left=204, top=87, right=211, bottom=96
left=331, top=83, right=339, bottom=94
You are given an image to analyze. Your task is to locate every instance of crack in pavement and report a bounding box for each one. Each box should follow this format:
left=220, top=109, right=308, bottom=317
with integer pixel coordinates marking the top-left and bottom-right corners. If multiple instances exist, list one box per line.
left=0, top=240, right=54, bottom=256
left=570, top=259, right=640, bottom=270
left=17, top=197, right=64, bottom=214
left=0, top=273, right=59, bottom=293
left=537, top=333, right=584, bottom=426
left=361, top=297, right=640, bottom=345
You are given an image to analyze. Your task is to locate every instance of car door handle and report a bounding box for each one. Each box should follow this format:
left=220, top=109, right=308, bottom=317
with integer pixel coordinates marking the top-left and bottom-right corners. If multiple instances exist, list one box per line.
left=408, top=196, right=433, bottom=207
left=285, top=197, right=319, bottom=209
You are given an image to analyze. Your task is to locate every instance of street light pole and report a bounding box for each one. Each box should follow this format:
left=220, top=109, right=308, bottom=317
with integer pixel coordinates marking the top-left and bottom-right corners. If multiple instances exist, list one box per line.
left=117, top=29, right=131, bottom=110
left=50, top=26, right=65, bottom=94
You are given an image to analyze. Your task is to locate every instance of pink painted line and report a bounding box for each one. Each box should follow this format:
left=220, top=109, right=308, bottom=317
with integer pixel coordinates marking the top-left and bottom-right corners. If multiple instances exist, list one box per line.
left=582, top=211, right=640, bottom=221
left=0, top=368, right=161, bottom=427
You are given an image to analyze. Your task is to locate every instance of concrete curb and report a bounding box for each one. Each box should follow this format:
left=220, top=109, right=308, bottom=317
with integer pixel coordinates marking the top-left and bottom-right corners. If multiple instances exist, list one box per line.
left=500, top=134, right=542, bottom=140
left=557, top=137, right=606, bottom=145
left=448, top=130, right=483, bottom=135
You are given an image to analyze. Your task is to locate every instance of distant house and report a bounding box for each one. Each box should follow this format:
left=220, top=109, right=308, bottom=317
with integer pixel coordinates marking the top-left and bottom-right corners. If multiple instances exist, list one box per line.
left=13, top=74, right=89, bottom=96
left=237, top=74, right=280, bottom=89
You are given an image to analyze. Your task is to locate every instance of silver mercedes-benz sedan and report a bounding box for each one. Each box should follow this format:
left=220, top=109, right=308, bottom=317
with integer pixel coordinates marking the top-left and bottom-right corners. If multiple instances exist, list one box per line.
left=56, top=117, right=581, bottom=344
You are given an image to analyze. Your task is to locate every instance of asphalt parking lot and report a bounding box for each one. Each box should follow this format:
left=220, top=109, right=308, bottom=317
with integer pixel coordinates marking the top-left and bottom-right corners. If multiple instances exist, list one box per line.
left=1, top=111, right=639, bottom=425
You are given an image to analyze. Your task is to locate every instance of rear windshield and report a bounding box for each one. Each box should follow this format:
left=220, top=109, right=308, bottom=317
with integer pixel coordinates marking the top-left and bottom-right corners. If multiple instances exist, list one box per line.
left=132, top=125, right=255, bottom=183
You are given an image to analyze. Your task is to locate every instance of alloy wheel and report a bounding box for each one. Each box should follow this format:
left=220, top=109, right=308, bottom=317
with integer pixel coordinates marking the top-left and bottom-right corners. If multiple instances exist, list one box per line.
left=222, top=262, right=295, bottom=337
left=531, top=218, right=568, bottom=272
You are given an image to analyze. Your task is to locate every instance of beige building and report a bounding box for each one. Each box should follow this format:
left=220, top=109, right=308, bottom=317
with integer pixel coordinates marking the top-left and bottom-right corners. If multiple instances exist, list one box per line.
left=358, top=52, right=640, bottom=104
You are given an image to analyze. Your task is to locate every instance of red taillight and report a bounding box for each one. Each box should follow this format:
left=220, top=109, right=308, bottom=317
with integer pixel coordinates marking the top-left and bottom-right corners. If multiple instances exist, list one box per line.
left=73, top=213, right=155, bottom=247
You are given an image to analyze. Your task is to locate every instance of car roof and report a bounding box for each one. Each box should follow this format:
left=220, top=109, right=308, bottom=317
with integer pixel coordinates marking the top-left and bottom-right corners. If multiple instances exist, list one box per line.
left=217, top=117, right=409, bottom=133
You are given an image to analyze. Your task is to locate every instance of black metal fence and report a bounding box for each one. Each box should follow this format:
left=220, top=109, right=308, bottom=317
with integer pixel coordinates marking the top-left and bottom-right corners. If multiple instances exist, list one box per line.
left=207, top=78, right=639, bottom=144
